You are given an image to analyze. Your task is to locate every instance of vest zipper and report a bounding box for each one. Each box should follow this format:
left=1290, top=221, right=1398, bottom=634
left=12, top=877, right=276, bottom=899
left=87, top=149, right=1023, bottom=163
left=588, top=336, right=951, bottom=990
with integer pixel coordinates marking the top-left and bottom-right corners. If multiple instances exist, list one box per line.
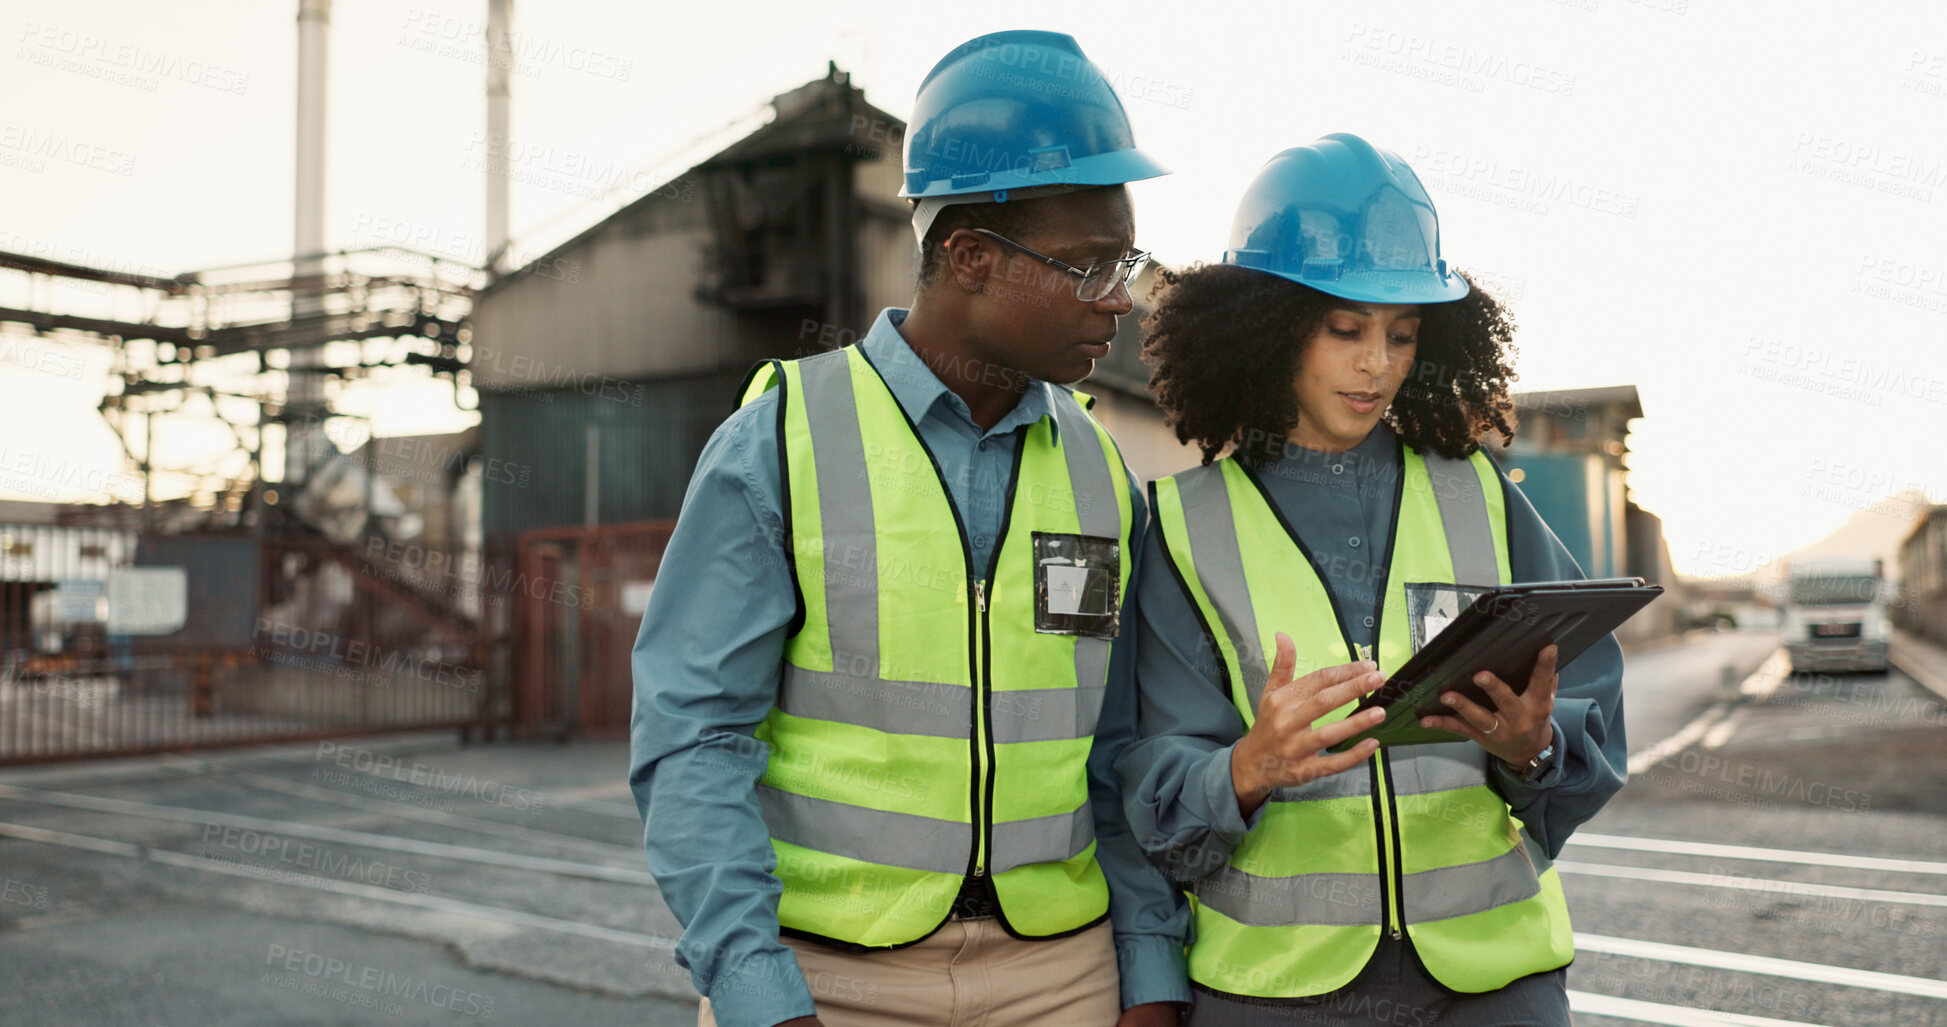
left=1366, top=760, right=1399, bottom=940
left=971, top=577, right=990, bottom=877
left=973, top=437, right=1027, bottom=883
left=1370, top=447, right=1407, bottom=941
left=1377, top=754, right=1406, bottom=941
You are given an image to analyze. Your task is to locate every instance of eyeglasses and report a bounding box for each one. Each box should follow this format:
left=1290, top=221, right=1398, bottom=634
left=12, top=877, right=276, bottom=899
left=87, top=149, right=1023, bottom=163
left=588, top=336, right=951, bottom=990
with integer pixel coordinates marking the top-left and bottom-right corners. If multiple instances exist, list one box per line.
left=969, top=229, right=1150, bottom=302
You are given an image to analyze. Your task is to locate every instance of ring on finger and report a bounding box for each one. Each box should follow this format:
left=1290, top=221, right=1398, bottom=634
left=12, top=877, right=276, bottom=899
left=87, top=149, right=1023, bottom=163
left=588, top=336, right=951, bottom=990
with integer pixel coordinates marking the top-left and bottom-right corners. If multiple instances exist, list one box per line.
left=1487, top=715, right=1501, bottom=735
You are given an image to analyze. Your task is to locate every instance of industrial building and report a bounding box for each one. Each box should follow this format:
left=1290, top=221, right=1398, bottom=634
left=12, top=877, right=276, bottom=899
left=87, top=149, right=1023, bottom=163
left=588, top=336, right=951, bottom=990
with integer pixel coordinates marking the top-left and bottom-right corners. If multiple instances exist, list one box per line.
left=1897, top=504, right=1947, bottom=644
left=1491, top=384, right=1684, bottom=641
left=1, top=36, right=1685, bottom=762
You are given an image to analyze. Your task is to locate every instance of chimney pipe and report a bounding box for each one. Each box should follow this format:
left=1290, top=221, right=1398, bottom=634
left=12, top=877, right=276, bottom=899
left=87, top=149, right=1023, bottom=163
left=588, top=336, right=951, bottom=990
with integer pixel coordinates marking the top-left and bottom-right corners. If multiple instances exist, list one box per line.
left=288, top=0, right=331, bottom=485
left=294, top=0, right=328, bottom=285
left=485, top=0, right=512, bottom=272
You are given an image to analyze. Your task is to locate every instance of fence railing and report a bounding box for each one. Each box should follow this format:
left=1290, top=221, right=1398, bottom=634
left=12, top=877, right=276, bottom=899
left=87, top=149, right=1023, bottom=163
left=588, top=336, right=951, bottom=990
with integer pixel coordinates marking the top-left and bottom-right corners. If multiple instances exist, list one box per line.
left=0, top=522, right=498, bottom=765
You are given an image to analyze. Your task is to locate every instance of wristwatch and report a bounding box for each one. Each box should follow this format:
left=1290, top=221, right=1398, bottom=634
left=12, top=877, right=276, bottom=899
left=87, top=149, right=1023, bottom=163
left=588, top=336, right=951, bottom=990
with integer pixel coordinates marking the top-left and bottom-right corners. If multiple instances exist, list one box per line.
left=1503, top=740, right=1556, bottom=781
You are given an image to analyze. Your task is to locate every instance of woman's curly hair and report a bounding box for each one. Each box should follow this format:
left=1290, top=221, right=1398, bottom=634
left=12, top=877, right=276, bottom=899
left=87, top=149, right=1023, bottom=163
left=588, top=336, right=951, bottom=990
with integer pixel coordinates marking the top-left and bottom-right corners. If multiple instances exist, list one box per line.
left=1140, top=263, right=1520, bottom=467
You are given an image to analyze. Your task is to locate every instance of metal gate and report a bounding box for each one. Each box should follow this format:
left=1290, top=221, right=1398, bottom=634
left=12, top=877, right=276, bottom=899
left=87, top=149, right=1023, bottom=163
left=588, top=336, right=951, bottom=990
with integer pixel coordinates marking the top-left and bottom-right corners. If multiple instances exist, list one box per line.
left=0, top=522, right=497, bottom=765
left=513, top=520, right=673, bottom=738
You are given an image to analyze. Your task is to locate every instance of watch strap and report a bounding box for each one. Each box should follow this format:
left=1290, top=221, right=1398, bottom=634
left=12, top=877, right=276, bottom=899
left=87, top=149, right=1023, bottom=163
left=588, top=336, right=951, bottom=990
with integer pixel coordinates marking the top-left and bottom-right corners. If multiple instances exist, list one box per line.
left=1505, top=741, right=1555, bottom=781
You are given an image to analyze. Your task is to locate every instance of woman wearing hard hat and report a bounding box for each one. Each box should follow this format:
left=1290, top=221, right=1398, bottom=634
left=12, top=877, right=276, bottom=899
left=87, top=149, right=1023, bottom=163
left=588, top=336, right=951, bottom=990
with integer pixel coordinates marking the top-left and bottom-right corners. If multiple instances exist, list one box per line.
left=1117, top=133, right=1627, bottom=1025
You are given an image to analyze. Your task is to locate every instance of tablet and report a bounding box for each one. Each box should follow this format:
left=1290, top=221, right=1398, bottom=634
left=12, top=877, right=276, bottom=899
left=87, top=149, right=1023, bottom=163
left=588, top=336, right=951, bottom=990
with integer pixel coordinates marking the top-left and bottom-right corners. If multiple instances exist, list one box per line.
left=1330, top=577, right=1663, bottom=750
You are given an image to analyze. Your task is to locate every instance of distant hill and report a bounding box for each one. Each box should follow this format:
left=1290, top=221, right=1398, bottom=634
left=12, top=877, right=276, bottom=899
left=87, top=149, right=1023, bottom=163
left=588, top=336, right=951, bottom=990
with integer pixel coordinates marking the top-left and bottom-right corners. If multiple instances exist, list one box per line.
left=1754, top=488, right=1931, bottom=590
left=1679, top=488, right=1932, bottom=595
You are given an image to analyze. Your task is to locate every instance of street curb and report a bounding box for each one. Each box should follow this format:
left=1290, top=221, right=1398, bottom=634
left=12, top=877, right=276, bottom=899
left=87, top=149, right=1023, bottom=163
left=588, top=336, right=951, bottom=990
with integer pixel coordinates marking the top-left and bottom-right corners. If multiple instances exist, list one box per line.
left=1889, top=643, right=1947, bottom=705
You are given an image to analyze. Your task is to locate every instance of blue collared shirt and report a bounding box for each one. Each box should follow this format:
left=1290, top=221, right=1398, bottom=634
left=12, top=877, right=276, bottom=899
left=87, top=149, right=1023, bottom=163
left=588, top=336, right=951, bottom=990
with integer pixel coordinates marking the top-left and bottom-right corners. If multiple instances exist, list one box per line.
left=1116, top=423, right=1627, bottom=972
left=630, top=308, right=1190, bottom=1027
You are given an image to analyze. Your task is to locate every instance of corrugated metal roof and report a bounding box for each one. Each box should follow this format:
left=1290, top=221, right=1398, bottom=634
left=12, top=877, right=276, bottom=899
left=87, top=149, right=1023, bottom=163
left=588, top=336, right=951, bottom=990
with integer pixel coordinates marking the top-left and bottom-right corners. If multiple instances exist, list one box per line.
left=478, top=68, right=903, bottom=297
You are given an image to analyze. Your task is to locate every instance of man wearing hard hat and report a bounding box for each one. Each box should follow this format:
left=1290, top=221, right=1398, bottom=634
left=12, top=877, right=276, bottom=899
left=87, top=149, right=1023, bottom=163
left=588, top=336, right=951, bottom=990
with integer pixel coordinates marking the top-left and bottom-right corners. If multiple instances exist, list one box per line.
left=631, top=30, right=1191, bottom=1027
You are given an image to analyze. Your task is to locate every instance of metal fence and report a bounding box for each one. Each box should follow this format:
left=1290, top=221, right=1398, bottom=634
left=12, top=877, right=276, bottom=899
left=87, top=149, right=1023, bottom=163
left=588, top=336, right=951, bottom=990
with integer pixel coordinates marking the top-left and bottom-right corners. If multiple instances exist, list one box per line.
left=0, top=522, right=497, bottom=765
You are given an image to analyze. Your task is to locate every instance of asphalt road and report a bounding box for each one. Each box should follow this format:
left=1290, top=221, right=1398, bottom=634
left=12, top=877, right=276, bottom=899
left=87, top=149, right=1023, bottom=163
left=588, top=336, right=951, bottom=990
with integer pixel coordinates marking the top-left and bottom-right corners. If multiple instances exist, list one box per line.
left=1565, top=634, right=1947, bottom=1026
left=1611, top=628, right=1783, bottom=755
left=0, top=739, right=703, bottom=1026
left=0, top=627, right=1940, bottom=1026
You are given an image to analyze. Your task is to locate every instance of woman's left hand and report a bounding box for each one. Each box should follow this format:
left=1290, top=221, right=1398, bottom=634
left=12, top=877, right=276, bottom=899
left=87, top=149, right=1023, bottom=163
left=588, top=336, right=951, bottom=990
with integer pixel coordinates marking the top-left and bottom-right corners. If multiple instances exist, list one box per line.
left=1420, top=644, right=1559, bottom=768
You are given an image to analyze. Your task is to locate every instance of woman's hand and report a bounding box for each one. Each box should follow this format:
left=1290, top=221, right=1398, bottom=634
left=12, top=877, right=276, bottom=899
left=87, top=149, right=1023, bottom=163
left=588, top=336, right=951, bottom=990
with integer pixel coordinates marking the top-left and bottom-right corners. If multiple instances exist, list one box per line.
left=1420, top=644, right=1559, bottom=768
left=1231, top=632, right=1387, bottom=817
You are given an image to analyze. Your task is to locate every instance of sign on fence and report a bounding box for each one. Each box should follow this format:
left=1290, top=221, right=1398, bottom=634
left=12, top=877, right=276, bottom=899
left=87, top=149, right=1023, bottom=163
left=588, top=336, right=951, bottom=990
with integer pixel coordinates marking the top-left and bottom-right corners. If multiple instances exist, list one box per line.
left=107, top=567, right=187, bottom=634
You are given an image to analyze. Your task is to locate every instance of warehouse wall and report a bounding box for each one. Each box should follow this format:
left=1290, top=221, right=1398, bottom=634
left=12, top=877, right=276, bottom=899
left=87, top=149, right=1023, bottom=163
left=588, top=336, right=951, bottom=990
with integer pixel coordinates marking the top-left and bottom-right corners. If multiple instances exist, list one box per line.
left=478, top=370, right=747, bottom=540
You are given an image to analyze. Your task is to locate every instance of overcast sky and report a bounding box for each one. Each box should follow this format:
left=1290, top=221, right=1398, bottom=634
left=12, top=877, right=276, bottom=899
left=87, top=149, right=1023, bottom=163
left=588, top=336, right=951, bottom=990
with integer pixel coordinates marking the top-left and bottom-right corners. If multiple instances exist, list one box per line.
left=2, top=0, right=1944, bottom=576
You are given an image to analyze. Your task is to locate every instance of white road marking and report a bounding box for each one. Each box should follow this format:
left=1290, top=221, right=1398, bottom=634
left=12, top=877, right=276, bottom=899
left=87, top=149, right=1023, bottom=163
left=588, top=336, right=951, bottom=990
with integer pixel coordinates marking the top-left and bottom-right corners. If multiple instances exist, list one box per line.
left=1738, top=650, right=1792, bottom=700
left=263, top=749, right=644, bottom=819
left=1567, top=990, right=1830, bottom=1027
left=0, top=783, right=657, bottom=886
left=159, top=752, right=643, bottom=861
left=1558, top=860, right=1947, bottom=908
left=1567, top=832, right=1947, bottom=876
left=0, top=817, right=141, bottom=858
left=1700, top=705, right=1750, bottom=749
left=1574, top=933, right=1947, bottom=1000
left=0, top=819, right=676, bottom=951
left=1628, top=704, right=1733, bottom=776
left=1627, top=650, right=1790, bottom=775
left=547, top=794, right=641, bottom=819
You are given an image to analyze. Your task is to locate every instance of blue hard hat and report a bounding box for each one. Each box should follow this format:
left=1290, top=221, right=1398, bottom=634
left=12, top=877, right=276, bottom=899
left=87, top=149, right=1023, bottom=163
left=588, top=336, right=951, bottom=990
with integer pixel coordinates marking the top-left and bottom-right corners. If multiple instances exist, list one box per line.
left=1223, top=133, right=1470, bottom=305
left=900, top=30, right=1170, bottom=200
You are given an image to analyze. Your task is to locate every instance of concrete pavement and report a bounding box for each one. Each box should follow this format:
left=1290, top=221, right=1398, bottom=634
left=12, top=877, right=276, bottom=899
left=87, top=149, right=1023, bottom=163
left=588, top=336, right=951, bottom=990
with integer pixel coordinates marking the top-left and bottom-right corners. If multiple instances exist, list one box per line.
left=3, top=627, right=1943, bottom=1025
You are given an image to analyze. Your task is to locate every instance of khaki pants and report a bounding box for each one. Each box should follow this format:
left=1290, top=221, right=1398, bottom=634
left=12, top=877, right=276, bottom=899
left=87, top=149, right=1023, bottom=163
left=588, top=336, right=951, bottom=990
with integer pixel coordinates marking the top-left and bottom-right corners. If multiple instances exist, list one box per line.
left=698, top=920, right=1120, bottom=1027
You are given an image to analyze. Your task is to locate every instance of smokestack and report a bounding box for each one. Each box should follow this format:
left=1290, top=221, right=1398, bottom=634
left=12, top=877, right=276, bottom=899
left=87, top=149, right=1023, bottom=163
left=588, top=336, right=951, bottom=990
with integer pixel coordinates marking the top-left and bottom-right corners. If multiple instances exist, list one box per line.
left=294, top=0, right=328, bottom=277
left=288, top=0, right=331, bottom=484
left=485, top=0, right=512, bottom=272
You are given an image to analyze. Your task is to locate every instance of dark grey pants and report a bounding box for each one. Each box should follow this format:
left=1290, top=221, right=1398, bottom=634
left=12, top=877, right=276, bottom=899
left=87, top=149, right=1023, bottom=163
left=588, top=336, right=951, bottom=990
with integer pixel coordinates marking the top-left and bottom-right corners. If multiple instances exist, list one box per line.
left=1186, top=937, right=1571, bottom=1027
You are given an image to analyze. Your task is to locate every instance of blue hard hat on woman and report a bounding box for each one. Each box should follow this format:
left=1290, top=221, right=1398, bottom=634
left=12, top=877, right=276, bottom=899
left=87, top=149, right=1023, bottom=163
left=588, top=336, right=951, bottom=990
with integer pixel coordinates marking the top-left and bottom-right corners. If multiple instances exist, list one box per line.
left=1224, top=132, right=1470, bottom=305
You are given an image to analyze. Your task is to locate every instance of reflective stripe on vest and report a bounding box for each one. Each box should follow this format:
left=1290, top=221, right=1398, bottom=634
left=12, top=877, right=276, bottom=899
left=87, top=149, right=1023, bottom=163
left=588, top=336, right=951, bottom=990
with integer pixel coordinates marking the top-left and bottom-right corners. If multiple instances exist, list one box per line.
left=742, top=347, right=1129, bottom=946
left=1154, top=443, right=1573, bottom=997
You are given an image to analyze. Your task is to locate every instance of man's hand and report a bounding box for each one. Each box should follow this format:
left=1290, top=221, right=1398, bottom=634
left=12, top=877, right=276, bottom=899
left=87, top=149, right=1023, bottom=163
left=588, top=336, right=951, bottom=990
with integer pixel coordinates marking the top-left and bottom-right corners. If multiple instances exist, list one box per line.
left=1230, top=632, right=1387, bottom=818
left=1116, top=1000, right=1185, bottom=1026
left=1420, top=644, right=1559, bottom=768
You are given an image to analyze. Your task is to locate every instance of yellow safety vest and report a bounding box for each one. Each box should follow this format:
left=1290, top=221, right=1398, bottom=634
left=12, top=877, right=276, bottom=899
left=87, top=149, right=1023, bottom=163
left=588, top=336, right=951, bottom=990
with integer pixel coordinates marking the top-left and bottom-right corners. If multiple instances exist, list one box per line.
left=737, top=345, right=1133, bottom=947
left=1151, top=444, right=1574, bottom=998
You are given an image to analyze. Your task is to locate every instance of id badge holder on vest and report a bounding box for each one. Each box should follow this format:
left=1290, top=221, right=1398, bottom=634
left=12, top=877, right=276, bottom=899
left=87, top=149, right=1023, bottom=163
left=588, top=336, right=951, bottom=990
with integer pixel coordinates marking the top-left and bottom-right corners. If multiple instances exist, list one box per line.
left=1032, top=532, right=1120, bottom=639
left=1403, top=581, right=1494, bottom=653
